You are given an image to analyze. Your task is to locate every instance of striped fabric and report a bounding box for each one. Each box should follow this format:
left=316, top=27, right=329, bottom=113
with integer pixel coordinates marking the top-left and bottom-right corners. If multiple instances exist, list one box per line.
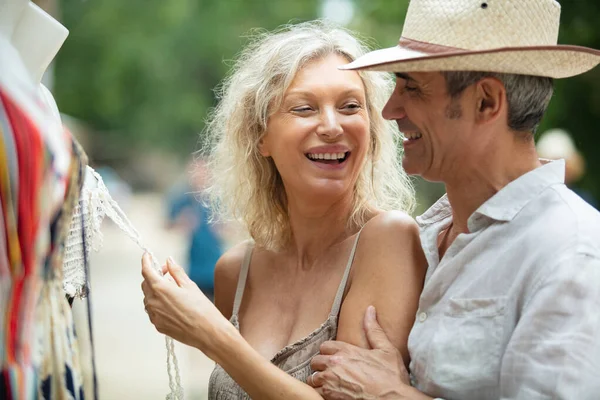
left=0, top=58, right=88, bottom=399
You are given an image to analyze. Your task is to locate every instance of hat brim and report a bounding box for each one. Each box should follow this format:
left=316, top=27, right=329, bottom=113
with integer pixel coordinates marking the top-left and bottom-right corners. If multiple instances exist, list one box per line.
left=341, top=44, right=600, bottom=79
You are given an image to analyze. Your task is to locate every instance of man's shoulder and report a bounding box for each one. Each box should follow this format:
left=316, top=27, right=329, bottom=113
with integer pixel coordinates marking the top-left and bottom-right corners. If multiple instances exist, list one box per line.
left=481, top=186, right=600, bottom=307
left=549, top=184, right=600, bottom=219
left=520, top=184, right=600, bottom=271
left=542, top=184, right=600, bottom=249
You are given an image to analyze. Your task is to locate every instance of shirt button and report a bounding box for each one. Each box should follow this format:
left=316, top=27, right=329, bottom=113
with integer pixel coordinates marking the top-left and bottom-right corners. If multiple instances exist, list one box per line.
left=418, top=311, right=428, bottom=322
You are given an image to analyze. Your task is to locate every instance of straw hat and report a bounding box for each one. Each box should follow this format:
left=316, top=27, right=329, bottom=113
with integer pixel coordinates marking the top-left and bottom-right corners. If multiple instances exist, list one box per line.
left=342, top=0, right=600, bottom=78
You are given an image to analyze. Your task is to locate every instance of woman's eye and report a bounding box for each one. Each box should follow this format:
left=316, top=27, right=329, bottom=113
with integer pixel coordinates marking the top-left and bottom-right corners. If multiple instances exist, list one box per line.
left=343, top=103, right=362, bottom=111
left=292, top=106, right=313, bottom=112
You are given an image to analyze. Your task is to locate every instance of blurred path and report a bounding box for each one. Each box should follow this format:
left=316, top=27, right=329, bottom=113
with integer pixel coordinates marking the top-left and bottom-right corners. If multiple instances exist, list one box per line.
left=76, top=193, right=214, bottom=400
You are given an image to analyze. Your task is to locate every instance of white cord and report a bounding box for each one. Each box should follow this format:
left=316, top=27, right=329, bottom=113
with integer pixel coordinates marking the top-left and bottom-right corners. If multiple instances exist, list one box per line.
left=89, top=168, right=184, bottom=400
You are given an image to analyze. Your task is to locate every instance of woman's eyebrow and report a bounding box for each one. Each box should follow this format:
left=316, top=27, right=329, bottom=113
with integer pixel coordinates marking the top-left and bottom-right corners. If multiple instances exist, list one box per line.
left=285, top=86, right=365, bottom=99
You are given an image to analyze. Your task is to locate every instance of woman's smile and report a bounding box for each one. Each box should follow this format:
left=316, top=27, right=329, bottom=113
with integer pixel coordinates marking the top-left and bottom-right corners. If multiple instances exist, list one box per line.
left=305, top=144, right=352, bottom=170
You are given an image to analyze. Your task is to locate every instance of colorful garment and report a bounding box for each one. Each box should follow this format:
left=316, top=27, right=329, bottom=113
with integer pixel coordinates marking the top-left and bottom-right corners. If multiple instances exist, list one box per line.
left=0, top=36, right=88, bottom=400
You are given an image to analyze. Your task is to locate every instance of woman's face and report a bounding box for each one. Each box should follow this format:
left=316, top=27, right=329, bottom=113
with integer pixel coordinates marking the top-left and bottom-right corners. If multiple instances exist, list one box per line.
left=260, top=53, right=370, bottom=203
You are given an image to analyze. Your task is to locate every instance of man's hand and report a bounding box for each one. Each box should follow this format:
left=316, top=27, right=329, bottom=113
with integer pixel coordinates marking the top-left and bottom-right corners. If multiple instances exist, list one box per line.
left=309, top=306, right=431, bottom=400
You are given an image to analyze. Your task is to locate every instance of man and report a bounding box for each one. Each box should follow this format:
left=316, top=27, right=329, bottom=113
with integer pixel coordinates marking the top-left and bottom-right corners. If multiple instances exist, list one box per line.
left=308, top=0, right=600, bottom=399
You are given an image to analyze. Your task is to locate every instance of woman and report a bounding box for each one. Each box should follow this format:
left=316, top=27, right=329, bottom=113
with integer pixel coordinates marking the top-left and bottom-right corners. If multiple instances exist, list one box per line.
left=141, top=21, right=426, bottom=399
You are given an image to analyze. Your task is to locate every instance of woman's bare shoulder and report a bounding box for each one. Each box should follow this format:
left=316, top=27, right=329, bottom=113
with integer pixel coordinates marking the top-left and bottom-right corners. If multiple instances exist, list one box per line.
left=363, top=210, right=418, bottom=231
left=214, top=240, right=253, bottom=319
left=352, top=209, right=424, bottom=279
left=361, top=210, right=419, bottom=239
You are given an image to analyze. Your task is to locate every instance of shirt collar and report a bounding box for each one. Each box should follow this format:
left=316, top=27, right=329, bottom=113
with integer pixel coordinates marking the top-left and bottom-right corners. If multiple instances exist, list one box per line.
left=473, top=159, right=565, bottom=223
left=417, top=194, right=452, bottom=229
left=417, top=160, right=566, bottom=229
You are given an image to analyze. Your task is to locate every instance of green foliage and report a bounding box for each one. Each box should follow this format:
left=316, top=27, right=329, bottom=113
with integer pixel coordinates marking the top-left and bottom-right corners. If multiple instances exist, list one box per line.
left=55, top=0, right=319, bottom=158
left=55, top=0, right=600, bottom=203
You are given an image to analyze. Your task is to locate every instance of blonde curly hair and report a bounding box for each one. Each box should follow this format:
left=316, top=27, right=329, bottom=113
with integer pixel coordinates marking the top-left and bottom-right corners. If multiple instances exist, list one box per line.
left=203, top=20, right=414, bottom=251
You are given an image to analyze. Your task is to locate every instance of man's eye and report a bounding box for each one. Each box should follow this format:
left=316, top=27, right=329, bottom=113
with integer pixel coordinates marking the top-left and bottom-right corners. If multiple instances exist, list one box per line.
left=405, top=86, right=418, bottom=92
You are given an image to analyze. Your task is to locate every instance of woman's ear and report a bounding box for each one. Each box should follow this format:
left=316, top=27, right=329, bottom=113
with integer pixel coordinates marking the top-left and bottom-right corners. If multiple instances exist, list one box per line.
left=258, top=135, right=271, bottom=157
left=475, top=77, right=506, bottom=125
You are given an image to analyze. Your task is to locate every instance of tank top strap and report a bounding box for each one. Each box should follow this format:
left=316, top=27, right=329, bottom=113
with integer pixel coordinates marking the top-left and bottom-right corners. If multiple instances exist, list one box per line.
left=329, top=229, right=363, bottom=318
left=232, top=241, right=254, bottom=318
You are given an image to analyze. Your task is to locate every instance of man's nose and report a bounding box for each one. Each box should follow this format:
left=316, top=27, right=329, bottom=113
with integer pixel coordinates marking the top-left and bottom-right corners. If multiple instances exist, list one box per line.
left=316, top=108, right=343, bottom=139
left=382, top=91, right=407, bottom=121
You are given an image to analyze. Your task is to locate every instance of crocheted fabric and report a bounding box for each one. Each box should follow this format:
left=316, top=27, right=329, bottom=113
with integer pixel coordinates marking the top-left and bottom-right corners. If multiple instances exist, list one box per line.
left=62, top=167, right=105, bottom=299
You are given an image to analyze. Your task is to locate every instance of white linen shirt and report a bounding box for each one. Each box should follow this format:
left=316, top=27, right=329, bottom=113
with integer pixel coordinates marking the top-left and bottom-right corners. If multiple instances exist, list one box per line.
left=409, top=160, right=600, bottom=400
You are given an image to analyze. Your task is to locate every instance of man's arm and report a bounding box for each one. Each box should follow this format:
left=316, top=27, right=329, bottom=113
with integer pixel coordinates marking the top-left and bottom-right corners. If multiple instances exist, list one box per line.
left=499, top=252, right=600, bottom=399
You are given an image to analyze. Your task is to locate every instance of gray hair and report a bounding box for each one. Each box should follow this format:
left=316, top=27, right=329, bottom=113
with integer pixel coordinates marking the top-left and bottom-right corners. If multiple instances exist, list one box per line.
left=203, top=20, right=414, bottom=251
left=442, top=71, right=554, bottom=134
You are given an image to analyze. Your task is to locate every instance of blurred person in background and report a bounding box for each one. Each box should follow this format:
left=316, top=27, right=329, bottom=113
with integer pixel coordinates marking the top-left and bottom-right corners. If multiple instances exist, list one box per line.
left=537, top=128, right=597, bottom=208
left=142, top=20, right=425, bottom=400
left=166, top=158, right=223, bottom=300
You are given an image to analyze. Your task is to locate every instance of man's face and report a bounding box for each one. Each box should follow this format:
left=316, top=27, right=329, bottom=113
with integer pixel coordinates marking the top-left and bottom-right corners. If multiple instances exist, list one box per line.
left=383, top=72, right=477, bottom=182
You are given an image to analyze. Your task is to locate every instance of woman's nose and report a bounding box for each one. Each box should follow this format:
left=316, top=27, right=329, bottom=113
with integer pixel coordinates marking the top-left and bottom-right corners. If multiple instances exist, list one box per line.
left=316, top=108, right=343, bottom=139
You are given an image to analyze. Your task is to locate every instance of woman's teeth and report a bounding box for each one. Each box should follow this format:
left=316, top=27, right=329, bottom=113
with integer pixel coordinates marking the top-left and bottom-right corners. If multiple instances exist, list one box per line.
left=406, top=132, right=422, bottom=140
left=306, top=152, right=347, bottom=160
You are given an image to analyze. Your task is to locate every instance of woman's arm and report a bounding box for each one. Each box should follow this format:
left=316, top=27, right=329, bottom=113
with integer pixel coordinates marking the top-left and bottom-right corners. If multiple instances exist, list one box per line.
left=336, top=211, right=427, bottom=366
left=141, top=253, right=322, bottom=400
left=209, top=327, right=322, bottom=400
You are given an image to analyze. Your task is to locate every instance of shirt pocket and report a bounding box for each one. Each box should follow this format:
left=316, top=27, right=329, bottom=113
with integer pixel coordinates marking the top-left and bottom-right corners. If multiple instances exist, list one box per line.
left=425, top=296, right=507, bottom=392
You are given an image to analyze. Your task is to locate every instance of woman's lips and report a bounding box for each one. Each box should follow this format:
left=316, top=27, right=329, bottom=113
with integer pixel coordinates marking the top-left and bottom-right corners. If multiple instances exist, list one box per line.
left=305, top=151, right=351, bottom=170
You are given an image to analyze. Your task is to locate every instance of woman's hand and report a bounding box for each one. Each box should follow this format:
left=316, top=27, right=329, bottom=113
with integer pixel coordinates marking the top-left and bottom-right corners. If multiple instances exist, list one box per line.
left=140, top=253, right=236, bottom=359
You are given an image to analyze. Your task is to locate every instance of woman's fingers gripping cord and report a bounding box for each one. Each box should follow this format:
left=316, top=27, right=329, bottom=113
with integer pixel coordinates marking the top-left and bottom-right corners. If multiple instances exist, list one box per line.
left=166, top=257, right=194, bottom=288
left=141, top=252, right=161, bottom=284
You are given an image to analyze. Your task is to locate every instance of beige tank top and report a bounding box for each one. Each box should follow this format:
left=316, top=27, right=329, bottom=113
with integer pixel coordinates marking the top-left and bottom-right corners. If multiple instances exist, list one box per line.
left=208, top=231, right=362, bottom=399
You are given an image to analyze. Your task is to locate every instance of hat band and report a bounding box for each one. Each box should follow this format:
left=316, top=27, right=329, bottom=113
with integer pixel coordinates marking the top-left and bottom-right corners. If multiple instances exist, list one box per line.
left=399, top=37, right=464, bottom=54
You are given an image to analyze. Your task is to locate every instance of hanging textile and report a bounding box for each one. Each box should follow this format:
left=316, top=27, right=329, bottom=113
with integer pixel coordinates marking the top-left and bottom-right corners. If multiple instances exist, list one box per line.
left=0, top=33, right=183, bottom=400
left=0, top=35, right=86, bottom=400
